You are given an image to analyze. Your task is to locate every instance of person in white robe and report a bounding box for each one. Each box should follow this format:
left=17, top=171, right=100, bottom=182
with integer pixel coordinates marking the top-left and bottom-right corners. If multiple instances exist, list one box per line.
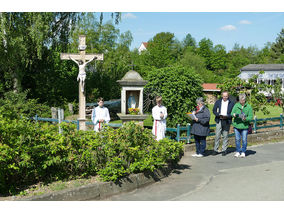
left=91, top=97, right=110, bottom=132
left=152, top=96, right=167, bottom=141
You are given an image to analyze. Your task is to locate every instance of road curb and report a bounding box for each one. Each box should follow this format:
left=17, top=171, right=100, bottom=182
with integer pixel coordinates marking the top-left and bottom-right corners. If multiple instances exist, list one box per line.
left=19, top=166, right=173, bottom=201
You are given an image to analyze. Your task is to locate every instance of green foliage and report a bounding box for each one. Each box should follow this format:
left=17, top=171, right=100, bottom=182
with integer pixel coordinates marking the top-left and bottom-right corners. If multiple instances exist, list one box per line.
left=179, top=48, right=219, bottom=83
left=144, top=66, right=204, bottom=127
left=0, top=91, right=50, bottom=120
left=271, top=28, right=284, bottom=59
left=141, top=32, right=178, bottom=69
left=197, top=38, right=214, bottom=70
left=0, top=120, right=183, bottom=194
left=0, top=12, right=79, bottom=94
left=271, top=78, right=284, bottom=113
left=182, top=33, right=197, bottom=50
left=218, top=75, right=272, bottom=114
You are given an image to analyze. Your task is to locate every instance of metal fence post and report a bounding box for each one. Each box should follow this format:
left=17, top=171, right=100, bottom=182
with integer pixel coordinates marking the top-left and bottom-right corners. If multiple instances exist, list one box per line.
left=253, top=116, right=257, bottom=133
left=280, top=113, right=283, bottom=129
left=77, top=119, right=80, bottom=131
left=35, top=114, right=38, bottom=123
left=176, top=124, right=180, bottom=142
left=186, top=123, right=191, bottom=144
left=58, top=108, right=64, bottom=134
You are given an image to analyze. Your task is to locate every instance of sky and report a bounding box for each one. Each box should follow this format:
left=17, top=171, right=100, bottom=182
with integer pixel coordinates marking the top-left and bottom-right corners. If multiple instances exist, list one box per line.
left=2, top=0, right=284, bottom=53
left=103, top=12, right=284, bottom=52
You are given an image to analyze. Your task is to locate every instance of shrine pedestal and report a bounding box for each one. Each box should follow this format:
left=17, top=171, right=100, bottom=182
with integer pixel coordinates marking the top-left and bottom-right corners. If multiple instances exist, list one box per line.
left=117, top=113, right=148, bottom=126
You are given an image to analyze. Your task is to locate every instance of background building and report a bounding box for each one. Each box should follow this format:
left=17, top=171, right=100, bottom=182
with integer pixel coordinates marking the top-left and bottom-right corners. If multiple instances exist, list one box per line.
left=138, top=42, right=148, bottom=54
left=202, top=83, right=221, bottom=104
left=239, top=64, right=284, bottom=89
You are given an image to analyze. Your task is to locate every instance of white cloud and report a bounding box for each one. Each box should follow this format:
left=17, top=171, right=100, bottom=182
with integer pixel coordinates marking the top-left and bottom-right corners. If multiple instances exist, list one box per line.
left=122, top=13, right=137, bottom=19
left=220, top=25, right=237, bottom=31
left=240, top=20, right=252, bottom=24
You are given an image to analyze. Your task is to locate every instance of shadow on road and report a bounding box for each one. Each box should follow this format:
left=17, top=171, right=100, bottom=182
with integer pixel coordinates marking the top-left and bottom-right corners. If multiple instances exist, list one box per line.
left=172, top=164, right=191, bottom=174
left=205, top=147, right=257, bottom=157
left=246, top=149, right=256, bottom=156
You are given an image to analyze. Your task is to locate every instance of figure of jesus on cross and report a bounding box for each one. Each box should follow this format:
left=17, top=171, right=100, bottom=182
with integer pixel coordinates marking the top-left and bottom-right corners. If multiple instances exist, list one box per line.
left=60, top=35, right=103, bottom=130
left=69, top=55, right=96, bottom=92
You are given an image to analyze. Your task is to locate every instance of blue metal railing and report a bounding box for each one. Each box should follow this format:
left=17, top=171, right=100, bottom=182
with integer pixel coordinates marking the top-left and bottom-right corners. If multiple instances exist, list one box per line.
left=31, top=114, right=283, bottom=143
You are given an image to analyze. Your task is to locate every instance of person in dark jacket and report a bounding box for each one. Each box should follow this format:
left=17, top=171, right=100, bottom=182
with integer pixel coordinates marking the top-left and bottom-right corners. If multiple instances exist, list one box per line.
left=212, top=91, right=235, bottom=156
left=191, top=97, right=211, bottom=157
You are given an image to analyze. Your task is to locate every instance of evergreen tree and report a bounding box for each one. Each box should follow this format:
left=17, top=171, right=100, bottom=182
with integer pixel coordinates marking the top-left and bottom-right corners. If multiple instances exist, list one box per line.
left=271, top=28, right=284, bottom=59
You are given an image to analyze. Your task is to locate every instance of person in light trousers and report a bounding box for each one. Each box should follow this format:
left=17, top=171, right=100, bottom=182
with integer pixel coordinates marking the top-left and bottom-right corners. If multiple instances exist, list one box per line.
left=213, top=91, right=235, bottom=156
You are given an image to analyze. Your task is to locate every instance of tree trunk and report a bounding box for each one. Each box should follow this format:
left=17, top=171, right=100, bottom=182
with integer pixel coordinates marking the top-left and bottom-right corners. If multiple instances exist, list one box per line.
left=12, top=71, right=21, bottom=93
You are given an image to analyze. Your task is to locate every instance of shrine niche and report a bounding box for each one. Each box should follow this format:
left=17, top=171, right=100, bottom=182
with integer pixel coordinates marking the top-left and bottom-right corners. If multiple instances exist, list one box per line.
left=117, top=70, right=148, bottom=125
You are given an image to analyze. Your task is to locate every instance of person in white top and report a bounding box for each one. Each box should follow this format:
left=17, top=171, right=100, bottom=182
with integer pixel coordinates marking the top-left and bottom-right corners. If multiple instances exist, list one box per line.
left=152, top=96, right=167, bottom=141
left=91, top=97, right=110, bottom=132
left=212, top=91, right=235, bottom=156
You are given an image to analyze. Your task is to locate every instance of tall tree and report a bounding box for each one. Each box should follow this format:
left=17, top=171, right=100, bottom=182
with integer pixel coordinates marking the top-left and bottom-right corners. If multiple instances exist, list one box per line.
left=182, top=33, right=197, bottom=50
left=0, top=12, right=78, bottom=94
left=211, top=44, right=227, bottom=73
left=271, top=28, right=284, bottom=59
left=142, top=32, right=177, bottom=68
left=197, top=38, right=214, bottom=70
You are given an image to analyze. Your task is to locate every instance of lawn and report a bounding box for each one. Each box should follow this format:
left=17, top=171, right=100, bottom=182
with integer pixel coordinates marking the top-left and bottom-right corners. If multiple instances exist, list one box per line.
left=110, top=105, right=283, bottom=126
left=207, top=104, right=283, bottom=124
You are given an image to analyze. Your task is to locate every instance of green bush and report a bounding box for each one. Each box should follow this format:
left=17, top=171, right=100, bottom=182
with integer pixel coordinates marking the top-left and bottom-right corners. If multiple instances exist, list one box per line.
left=0, top=91, right=50, bottom=120
left=144, top=65, right=204, bottom=127
left=0, top=119, right=184, bottom=195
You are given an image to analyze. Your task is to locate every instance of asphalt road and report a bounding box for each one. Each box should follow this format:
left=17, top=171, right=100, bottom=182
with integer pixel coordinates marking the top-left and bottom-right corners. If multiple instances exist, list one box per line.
left=104, top=142, right=284, bottom=201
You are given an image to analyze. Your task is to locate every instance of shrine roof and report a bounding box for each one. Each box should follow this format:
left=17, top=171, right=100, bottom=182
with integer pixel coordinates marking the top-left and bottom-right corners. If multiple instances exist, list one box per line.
left=117, top=70, right=148, bottom=86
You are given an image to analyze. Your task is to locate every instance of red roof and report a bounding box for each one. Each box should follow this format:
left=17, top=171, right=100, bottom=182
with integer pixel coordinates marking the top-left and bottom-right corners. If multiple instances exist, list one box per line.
left=202, top=83, right=221, bottom=91
left=142, top=42, right=148, bottom=48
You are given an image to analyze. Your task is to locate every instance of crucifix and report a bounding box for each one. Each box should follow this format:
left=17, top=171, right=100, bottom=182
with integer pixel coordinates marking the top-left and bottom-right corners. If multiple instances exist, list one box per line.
left=128, top=61, right=136, bottom=70
left=60, top=35, right=103, bottom=131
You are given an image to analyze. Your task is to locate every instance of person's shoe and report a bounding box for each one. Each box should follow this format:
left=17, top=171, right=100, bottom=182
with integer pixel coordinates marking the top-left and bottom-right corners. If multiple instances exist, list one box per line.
left=234, top=152, right=240, bottom=158
left=212, top=151, right=219, bottom=156
left=196, top=154, right=204, bottom=158
left=222, top=150, right=227, bottom=156
left=192, top=153, right=199, bottom=157
left=240, top=152, right=246, bottom=158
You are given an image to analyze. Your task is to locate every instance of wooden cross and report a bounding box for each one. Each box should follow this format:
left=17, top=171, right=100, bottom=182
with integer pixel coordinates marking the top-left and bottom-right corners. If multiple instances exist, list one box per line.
left=60, top=35, right=104, bottom=131
left=128, top=61, right=136, bottom=70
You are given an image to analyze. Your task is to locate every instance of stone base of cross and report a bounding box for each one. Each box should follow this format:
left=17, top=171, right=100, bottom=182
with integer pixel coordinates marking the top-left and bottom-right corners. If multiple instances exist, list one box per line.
left=60, top=35, right=103, bottom=131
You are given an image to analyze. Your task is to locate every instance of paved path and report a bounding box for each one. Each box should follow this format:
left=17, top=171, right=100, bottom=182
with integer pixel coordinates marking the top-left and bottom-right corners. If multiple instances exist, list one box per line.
left=104, top=142, right=284, bottom=201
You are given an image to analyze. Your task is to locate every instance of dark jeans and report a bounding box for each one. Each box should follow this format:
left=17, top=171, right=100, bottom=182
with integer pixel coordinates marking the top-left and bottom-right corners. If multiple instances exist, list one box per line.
left=194, top=135, right=207, bottom=155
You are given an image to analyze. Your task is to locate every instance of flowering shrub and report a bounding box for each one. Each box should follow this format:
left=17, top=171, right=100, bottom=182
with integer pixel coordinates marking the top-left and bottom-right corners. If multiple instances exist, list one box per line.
left=128, top=108, right=140, bottom=115
left=0, top=118, right=183, bottom=195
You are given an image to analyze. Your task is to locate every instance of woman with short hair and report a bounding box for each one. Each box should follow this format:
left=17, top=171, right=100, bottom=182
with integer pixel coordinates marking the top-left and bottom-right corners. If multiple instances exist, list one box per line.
left=191, top=97, right=211, bottom=157
left=231, top=93, right=253, bottom=158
